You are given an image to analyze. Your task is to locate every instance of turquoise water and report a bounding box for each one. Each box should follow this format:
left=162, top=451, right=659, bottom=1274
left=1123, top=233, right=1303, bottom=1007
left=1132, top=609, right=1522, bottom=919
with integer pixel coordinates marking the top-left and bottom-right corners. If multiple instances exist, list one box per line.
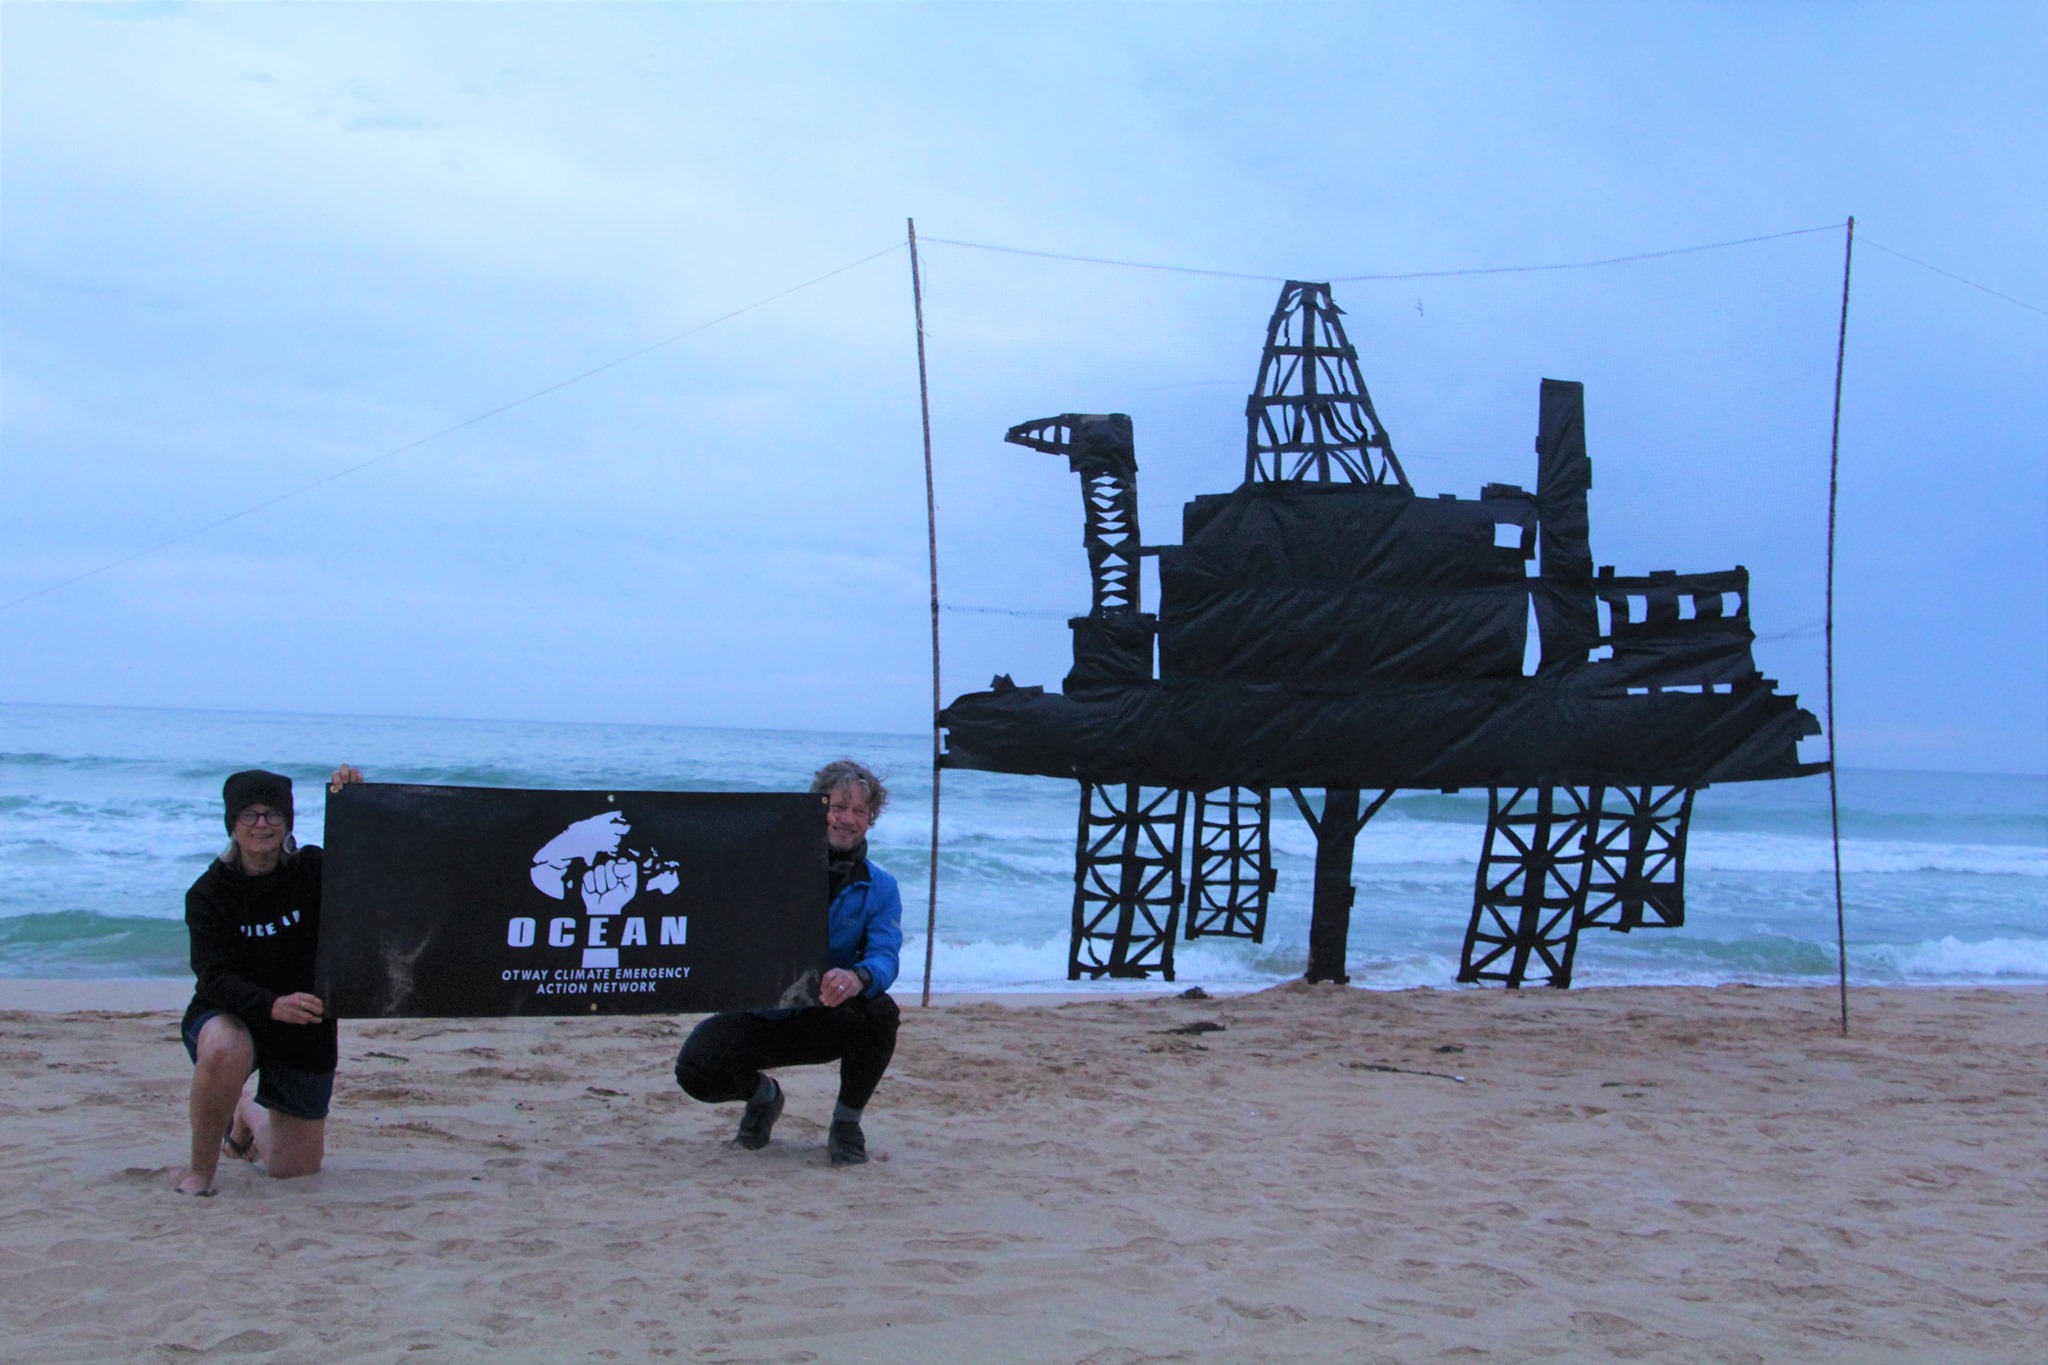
left=2, top=702, right=2043, bottom=989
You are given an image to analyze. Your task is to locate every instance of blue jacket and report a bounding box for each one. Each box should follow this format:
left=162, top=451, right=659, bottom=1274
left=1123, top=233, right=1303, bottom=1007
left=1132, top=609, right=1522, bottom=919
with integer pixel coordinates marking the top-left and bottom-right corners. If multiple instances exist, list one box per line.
left=830, top=857, right=903, bottom=997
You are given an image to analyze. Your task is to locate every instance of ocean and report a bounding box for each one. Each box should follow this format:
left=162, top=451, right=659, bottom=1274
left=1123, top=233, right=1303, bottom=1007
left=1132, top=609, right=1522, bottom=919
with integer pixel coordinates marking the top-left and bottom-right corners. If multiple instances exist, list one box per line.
left=2, top=702, right=2043, bottom=991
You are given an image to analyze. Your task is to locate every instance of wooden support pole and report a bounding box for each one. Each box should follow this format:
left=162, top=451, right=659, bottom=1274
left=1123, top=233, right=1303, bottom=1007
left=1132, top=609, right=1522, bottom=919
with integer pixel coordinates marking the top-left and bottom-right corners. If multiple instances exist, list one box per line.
left=1826, top=216, right=1855, bottom=1037
left=909, top=218, right=942, bottom=1009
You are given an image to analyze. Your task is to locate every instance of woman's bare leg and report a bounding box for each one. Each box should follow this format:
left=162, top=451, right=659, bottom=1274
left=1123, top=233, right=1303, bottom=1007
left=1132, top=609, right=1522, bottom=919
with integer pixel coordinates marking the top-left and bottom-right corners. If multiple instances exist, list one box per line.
left=177, top=1016, right=253, bottom=1196
left=245, top=1104, right=326, bottom=1178
left=234, top=1093, right=265, bottom=1163
left=224, top=1099, right=255, bottom=1159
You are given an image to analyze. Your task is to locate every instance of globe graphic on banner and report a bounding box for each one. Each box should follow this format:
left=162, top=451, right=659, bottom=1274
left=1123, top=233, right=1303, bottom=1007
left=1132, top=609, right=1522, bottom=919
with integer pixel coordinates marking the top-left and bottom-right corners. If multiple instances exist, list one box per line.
left=529, top=810, right=682, bottom=967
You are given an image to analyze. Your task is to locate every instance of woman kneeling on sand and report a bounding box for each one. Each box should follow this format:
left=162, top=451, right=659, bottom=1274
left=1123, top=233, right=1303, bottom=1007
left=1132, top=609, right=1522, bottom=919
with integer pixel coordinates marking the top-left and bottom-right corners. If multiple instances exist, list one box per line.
left=174, top=765, right=363, bottom=1197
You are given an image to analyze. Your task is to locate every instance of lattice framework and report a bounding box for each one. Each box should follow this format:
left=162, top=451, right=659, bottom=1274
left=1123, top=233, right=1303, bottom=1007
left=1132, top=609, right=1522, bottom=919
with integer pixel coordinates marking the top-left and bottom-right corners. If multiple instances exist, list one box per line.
left=1070, top=782, right=1186, bottom=979
left=1008, top=415, right=1143, bottom=616
left=1185, top=786, right=1273, bottom=941
left=1578, top=786, right=1694, bottom=932
left=1245, top=281, right=1407, bottom=486
left=1458, top=787, right=1594, bottom=988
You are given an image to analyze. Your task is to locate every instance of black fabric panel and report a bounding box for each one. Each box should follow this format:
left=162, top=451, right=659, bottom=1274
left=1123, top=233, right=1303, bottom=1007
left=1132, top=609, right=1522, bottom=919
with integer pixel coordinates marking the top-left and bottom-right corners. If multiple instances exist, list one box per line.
left=1597, top=569, right=1750, bottom=628
left=1535, top=378, right=1593, bottom=581
left=1066, top=414, right=1135, bottom=479
left=1160, top=582, right=1528, bottom=684
left=1170, top=483, right=1532, bottom=589
left=1067, top=614, right=1156, bottom=690
left=1160, top=481, right=1536, bottom=684
left=1535, top=378, right=1600, bottom=674
left=1602, top=622, right=1760, bottom=686
left=939, top=678, right=1820, bottom=791
left=1593, top=567, right=1759, bottom=684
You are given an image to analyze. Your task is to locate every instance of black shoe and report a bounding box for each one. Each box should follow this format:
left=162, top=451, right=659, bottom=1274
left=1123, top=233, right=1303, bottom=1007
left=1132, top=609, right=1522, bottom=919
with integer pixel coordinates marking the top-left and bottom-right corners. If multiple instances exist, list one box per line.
left=827, top=1118, right=868, bottom=1165
left=732, top=1080, right=783, bottom=1150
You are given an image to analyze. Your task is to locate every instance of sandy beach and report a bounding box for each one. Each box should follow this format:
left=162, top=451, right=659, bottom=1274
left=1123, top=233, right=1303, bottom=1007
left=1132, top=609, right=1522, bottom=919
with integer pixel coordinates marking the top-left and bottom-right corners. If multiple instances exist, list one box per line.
left=1, top=981, right=2043, bottom=1363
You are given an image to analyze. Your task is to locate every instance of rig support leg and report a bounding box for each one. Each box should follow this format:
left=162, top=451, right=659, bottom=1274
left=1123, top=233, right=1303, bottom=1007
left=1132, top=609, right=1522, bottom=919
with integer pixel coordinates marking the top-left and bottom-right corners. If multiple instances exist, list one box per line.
left=1304, top=787, right=1361, bottom=983
left=1290, top=787, right=1392, bottom=985
left=1187, top=786, right=1274, bottom=942
left=1068, top=781, right=1187, bottom=980
left=1458, top=787, right=1595, bottom=988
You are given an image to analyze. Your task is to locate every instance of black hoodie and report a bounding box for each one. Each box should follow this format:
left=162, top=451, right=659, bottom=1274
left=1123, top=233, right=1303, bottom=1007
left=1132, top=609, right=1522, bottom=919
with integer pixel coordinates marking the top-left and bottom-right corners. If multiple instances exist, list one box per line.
left=180, top=846, right=338, bottom=1073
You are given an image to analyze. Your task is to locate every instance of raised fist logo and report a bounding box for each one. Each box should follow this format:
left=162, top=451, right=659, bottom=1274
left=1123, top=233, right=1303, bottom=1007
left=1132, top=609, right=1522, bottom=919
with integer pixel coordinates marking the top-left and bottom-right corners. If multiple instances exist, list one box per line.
left=529, top=810, right=682, bottom=967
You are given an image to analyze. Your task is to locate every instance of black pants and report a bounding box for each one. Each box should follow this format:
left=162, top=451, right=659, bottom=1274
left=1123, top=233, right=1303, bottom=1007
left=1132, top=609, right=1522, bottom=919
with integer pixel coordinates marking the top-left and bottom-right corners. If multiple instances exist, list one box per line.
left=674, top=993, right=900, bottom=1112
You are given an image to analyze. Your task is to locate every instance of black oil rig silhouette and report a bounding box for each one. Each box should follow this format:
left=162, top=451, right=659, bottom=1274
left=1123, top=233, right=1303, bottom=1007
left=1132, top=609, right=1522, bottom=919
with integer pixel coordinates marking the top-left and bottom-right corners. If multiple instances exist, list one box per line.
left=937, top=281, right=1825, bottom=988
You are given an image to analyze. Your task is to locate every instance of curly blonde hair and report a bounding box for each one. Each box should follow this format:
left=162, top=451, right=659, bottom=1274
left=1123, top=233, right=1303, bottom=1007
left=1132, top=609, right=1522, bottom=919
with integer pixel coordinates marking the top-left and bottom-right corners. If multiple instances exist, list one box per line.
left=810, top=759, right=888, bottom=821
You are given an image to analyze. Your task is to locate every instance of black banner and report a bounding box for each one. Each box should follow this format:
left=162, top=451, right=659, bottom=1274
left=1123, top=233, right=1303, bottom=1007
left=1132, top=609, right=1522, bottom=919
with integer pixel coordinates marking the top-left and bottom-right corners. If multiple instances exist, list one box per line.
left=319, top=784, right=827, bottom=1018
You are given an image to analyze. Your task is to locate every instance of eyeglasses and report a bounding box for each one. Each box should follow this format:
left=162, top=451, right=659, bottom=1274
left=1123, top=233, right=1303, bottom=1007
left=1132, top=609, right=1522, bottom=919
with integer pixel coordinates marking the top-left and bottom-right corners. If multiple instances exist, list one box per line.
left=236, top=809, right=287, bottom=827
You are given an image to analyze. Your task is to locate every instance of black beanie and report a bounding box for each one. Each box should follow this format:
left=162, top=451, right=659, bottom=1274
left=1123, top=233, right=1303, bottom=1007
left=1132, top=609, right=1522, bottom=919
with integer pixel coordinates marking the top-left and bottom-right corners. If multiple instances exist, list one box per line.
left=223, top=770, right=294, bottom=833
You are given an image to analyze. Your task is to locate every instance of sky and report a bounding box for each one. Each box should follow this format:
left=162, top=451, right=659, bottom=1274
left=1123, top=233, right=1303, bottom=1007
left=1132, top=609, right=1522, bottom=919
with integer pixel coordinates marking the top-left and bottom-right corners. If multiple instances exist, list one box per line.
left=2, top=2, right=2043, bottom=773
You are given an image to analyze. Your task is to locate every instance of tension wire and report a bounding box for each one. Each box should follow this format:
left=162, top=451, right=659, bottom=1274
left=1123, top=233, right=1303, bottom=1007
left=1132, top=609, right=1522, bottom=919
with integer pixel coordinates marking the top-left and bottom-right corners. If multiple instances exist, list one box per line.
left=942, top=604, right=1070, bottom=619
left=1859, top=238, right=2046, bottom=318
left=1331, top=223, right=1847, bottom=283
left=922, top=222, right=1847, bottom=285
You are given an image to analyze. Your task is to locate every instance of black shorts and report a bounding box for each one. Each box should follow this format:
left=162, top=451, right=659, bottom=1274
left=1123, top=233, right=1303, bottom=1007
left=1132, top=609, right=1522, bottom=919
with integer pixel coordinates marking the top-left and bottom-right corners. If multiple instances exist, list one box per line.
left=182, top=1009, right=335, bottom=1121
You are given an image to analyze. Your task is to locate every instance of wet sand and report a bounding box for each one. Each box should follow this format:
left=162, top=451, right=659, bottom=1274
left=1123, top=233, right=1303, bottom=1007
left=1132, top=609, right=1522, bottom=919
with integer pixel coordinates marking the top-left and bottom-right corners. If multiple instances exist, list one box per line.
left=1, top=981, right=2043, bottom=1362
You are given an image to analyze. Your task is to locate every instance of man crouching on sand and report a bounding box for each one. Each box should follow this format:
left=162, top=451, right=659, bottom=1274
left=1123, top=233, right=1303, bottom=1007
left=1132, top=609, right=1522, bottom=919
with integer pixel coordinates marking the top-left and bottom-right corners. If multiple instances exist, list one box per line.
left=674, top=760, right=903, bottom=1165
